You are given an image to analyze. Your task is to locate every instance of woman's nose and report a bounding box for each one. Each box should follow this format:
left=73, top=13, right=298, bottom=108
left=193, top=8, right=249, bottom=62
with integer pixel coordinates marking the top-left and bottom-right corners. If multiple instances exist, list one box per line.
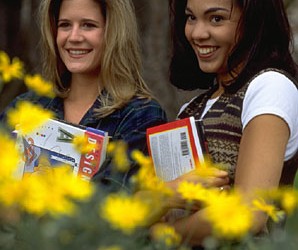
left=68, top=25, right=84, bottom=42
left=190, top=21, right=210, bottom=40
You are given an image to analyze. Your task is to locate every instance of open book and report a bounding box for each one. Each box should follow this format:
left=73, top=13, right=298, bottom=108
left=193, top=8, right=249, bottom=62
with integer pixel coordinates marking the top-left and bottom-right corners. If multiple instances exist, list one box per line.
left=146, top=116, right=207, bottom=181
left=14, top=118, right=109, bottom=181
left=147, top=116, right=208, bottom=220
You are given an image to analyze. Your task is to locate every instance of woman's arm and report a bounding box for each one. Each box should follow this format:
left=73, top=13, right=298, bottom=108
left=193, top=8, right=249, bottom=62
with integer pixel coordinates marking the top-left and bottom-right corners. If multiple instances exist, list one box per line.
left=234, top=114, right=289, bottom=232
left=152, top=114, right=289, bottom=246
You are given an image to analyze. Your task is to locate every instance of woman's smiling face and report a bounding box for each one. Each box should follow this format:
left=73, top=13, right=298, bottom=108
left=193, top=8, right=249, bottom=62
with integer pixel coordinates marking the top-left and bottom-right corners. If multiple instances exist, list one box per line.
left=56, top=0, right=105, bottom=76
left=184, top=0, right=241, bottom=81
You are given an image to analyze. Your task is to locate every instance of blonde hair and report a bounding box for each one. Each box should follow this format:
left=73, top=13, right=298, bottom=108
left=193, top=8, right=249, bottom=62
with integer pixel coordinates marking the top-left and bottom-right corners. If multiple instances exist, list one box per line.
left=39, top=0, right=152, bottom=117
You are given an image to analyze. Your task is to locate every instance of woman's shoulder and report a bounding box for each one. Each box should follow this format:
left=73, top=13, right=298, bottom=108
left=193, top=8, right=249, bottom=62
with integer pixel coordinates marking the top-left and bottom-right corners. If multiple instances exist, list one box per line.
left=127, top=96, right=164, bottom=109
left=117, top=96, right=167, bottom=118
left=243, top=68, right=298, bottom=130
left=120, top=96, right=167, bottom=122
left=0, top=91, right=57, bottom=121
left=249, top=69, right=297, bottom=89
left=99, top=97, right=167, bottom=139
left=247, top=69, right=298, bottom=96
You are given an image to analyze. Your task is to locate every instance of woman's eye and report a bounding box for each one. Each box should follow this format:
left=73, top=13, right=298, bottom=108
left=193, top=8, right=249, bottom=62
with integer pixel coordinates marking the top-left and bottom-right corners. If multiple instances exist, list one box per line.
left=58, top=22, right=70, bottom=28
left=186, top=14, right=196, bottom=22
left=211, top=16, right=223, bottom=23
left=82, top=23, right=96, bottom=29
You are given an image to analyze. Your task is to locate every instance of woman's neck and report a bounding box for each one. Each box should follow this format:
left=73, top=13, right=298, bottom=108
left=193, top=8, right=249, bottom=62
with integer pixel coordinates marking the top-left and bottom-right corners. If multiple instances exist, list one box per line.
left=63, top=73, right=101, bottom=124
left=211, top=84, right=225, bottom=99
left=67, top=73, right=101, bottom=103
left=217, top=63, right=243, bottom=86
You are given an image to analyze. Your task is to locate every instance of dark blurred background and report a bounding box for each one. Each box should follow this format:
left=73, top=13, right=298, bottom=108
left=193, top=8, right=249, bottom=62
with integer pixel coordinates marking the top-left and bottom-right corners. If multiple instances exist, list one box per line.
left=0, top=0, right=297, bottom=120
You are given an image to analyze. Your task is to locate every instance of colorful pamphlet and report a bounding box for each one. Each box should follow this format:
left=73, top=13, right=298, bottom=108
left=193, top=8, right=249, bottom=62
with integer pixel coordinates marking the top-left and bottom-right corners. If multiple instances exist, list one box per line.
left=14, top=118, right=109, bottom=181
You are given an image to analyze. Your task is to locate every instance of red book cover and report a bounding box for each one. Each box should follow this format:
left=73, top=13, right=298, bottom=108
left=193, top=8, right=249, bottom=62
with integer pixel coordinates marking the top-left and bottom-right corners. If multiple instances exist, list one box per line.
left=78, top=129, right=108, bottom=181
left=146, top=116, right=206, bottom=181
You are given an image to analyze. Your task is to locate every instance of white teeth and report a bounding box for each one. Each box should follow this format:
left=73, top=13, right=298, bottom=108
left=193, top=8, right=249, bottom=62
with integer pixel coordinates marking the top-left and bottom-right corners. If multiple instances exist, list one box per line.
left=69, top=50, right=89, bottom=55
left=198, top=47, right=217, bottom=55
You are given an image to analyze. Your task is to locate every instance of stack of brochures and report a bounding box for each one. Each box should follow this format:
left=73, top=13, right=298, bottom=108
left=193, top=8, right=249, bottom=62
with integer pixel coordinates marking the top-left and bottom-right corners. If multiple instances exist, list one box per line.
left=14, top=118, right=109, bottom=181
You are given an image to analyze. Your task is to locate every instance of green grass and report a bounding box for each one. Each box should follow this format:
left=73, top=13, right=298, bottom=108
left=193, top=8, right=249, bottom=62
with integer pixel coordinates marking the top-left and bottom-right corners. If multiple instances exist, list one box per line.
left=294, top=172, right=298, bottom=189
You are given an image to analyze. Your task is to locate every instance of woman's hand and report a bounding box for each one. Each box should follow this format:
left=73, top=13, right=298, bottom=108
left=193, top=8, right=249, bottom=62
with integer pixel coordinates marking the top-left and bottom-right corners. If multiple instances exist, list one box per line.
left=135, top=168, right=230, bottom=225
left=167, top=168, right=230, bottom=190
left=164, top=168, right=230, bottom=209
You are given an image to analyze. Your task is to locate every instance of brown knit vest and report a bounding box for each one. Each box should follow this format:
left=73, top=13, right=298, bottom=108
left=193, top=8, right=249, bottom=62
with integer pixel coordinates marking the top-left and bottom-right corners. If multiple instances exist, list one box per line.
left=178, top=69, right=298, bottom=186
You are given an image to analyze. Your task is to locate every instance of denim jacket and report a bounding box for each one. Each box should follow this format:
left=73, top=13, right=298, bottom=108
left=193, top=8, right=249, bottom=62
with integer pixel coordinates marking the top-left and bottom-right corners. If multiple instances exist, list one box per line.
left=0, top=91, right=167, bottom=186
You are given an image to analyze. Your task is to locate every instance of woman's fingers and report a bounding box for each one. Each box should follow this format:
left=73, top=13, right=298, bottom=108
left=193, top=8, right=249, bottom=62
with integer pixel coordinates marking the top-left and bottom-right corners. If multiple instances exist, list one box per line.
left=218, top=184, right=231, bottom=192
left=209, top=176, right=230, bottom=187
left=166, top=169, right=230, bottom=195
left=208, top=167, right=229, bottom=177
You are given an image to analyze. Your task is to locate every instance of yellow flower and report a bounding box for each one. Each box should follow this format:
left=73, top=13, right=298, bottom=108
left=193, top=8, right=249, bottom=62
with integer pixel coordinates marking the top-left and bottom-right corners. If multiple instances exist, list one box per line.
left=177, top=181, right=207, bottom=202
left=131, top=161, right=172, bottom=196
left=204, top=191, right=253, bottom=240
left=0, top=132, right=20, bottom=179
left=72, top=134, right=98, bottom=154
left=24, top=74, right=55, bottom=98
left=20, top=174, right=66, bottom=216
left=253, top=198, right=284, bottom=223
left=98, top=246, right=123, bottom=250
left=280, top=189, right=298, bottom=215
left=0, top=180, right=23, bottom=206
left=258, top=188, right=298, bottom=215
left=0, top=147, right=93, bottom=216
left=0, top=51, right=24, bottom=82
left=107, top=142, right=116, bottom=153
left=46, top=165, right=94, bottom=200
left=107, top=141, right=130, bottom=172
left=12, top=164, right=94, bottom=216
left=130, top=150, right=173, bottom=196
left=131, top=150, right=152, bottom=167
left=151, top=224, right=182, bottom=247
left=6, top=101, right=53, bottom=135
left=100, top=193, right=150, bottom=234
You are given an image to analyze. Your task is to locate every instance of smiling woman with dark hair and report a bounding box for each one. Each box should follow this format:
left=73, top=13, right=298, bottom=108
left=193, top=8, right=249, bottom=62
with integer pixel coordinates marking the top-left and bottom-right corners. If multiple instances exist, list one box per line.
left=148, top=0, right=298, bottom=248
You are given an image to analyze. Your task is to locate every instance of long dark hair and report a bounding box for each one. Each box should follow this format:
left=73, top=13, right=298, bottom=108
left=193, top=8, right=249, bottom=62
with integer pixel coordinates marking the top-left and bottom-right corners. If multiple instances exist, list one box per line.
left=169, top=0, right=297, bottom=91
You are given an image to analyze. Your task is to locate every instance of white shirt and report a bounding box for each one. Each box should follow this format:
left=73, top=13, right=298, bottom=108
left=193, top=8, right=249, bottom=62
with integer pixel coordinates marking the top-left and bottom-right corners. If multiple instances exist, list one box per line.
left=179, top=71, right=298, bottom=160
left=242, top=71, right=298, bottom=160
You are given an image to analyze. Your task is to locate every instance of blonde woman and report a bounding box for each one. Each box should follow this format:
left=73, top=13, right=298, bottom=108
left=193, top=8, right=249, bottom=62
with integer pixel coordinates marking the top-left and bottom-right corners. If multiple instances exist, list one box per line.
left=0, top=0, right=167, bottom=184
